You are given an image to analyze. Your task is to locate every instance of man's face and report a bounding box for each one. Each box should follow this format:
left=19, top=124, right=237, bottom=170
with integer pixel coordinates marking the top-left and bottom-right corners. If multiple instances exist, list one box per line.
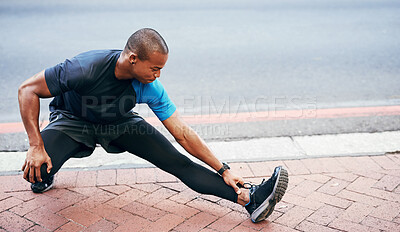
left=130, top=52, right=168, bottom=84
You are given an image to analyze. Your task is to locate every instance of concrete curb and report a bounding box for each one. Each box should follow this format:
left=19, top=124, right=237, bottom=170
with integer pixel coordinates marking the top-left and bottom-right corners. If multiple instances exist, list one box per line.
left=1, top=131, right=399, bottom=175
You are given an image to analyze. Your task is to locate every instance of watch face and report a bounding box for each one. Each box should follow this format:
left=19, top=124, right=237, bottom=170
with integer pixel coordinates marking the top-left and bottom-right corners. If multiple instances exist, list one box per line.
left=223, top=163, right=230, bottom=169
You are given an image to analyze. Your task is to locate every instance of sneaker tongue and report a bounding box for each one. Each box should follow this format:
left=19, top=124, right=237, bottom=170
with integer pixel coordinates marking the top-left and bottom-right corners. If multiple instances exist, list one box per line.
left=255, top=178, right=274, bottom=204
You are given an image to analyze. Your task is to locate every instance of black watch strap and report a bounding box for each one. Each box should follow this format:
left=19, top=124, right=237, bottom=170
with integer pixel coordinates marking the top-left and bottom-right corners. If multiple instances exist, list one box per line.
left=217, top=162, right=230, bottom=175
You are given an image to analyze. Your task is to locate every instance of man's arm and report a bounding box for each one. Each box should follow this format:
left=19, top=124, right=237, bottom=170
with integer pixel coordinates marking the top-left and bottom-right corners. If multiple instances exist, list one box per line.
left=162, top=111, right=244, bottom=194
left=18, top=70, right=53, bottom=183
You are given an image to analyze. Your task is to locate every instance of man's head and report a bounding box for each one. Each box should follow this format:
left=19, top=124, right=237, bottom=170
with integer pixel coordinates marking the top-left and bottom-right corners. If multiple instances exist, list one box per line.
left=124, top=28, right=169, bottom=60
left=120, top=28, right=169, bottom=83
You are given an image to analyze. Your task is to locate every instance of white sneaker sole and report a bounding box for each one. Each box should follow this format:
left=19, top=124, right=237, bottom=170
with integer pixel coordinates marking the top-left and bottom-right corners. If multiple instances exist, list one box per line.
left=41, top=182, right=54, bottom=193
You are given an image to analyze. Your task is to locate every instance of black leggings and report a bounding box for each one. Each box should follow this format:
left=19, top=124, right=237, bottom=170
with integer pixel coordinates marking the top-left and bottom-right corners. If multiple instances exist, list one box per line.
left=40, top=120, right=238, bottom=203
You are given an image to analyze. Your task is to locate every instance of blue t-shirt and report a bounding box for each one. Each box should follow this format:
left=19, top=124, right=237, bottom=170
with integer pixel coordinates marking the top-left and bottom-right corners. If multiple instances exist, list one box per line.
left=45, top=49, right=176, bottom=123
left=131, top=79, right=176, bottom=121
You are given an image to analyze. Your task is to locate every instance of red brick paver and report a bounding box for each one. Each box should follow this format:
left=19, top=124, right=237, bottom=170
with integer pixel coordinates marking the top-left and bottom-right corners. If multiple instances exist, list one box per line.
left=0, top=211, right=34, bottom=231
left=24, top=207, right=68, bottom=231
left=1, top=153, right=400, bottom=231
left=58, top=205, right=102, bottom=227
left=54, top=221, right=84, bottom=232
left=174, top=212, right=217, bottom=232
left=122, top=201, right=168, bottom=222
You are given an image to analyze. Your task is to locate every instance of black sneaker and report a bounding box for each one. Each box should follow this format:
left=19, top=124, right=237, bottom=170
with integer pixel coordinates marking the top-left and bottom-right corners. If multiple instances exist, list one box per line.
left=244, top=166, right=288, bottom=223
left=31, top=175, right=54, bottom=193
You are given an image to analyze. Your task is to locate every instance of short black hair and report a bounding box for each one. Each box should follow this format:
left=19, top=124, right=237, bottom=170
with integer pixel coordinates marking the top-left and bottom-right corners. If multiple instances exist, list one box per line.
left=124, top=28, right=169, bottom=60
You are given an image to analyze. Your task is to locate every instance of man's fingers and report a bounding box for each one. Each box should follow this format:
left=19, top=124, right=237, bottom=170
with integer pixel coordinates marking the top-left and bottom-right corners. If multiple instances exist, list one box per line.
left=235, top=186, right=241, bottom=195
left=235, top=177, right=245, bottom=188
left=22, top=160, right=27, bottom=172
left=236, top=178, right=244, bottom=187
left=223, top=172, right=244, bottom=195
left=28, top=165, right=35, bottom=183
left=231, top=181, right=241, bottom=195
left=35, top=167, right=42, bottom=182
left=46, top=159, right=53, bottom=174
left=23, top=163, right=29, bottom=181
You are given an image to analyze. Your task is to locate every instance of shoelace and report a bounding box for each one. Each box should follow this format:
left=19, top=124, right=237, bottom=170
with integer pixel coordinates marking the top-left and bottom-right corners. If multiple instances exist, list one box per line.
left=239, top=178, right=265, bottom=189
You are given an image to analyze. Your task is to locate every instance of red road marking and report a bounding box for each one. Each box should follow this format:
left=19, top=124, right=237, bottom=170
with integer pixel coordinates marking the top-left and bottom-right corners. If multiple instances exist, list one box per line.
left=1, top=105, right=400, bottom=134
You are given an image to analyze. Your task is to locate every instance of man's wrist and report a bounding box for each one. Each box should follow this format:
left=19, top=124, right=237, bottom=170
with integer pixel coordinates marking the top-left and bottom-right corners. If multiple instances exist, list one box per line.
left=29, top=143, right=44, bottom=147
left=28, top=135, right=44, bottom=147
left=217, top=162, right=230, bottom=176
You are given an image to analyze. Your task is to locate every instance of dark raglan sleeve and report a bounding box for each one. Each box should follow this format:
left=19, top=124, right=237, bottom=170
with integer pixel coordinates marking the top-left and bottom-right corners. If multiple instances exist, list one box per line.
left=44, top=57, right=85, bottom=96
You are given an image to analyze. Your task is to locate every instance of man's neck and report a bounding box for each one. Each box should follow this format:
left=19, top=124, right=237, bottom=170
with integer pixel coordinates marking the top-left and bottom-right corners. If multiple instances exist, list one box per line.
left=114, top=52, right=129, bottom=80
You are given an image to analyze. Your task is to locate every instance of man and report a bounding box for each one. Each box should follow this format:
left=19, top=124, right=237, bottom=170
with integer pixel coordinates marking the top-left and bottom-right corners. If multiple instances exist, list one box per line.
left=18, top=28, right=288, bottom=223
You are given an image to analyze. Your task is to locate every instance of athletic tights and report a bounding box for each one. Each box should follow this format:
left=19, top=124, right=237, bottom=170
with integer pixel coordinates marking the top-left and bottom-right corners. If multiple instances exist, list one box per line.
left=39, top=120, right=238, bottom=203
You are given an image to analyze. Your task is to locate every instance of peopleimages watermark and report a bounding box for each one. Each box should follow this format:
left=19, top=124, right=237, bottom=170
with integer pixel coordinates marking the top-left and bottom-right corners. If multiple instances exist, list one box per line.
left=80, top=95, right=318, bottom=119
left=180, top=95, right=318, bottom=118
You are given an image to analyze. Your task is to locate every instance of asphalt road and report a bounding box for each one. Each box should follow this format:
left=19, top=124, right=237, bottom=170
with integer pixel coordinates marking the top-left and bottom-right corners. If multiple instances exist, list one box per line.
left=1, top=0, right=399, bottom=147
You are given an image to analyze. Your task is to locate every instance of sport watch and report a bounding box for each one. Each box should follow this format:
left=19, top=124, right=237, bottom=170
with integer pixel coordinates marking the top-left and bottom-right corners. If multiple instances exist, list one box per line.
left=217, top=162, right=230, bottom=175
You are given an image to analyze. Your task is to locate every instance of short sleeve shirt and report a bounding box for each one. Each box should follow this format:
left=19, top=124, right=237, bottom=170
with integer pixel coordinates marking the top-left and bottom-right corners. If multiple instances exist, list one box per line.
left=132, top=79, right=176, bottom=121
left=45, top=49, right=176, bottom=123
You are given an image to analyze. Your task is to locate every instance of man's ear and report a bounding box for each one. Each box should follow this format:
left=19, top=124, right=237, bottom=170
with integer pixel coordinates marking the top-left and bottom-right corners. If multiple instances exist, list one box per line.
left=129, top=53, right=138, bottom=64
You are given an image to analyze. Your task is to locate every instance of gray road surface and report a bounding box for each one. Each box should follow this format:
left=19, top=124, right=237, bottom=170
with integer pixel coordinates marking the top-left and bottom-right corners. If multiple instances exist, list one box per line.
left=0, top=0, right=399, bottom=149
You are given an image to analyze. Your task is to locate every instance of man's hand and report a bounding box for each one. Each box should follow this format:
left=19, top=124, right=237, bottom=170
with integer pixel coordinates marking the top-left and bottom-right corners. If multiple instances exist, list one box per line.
left=21, top=145, right=52, bottom=183
left=222, top=170, right=245, bottom=195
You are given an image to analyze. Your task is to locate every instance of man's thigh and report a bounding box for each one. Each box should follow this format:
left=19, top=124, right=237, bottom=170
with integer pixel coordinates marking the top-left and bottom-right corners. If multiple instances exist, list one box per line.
left=39, top=129, right=84, bottom=180
left=109, top=120, right=192, bottom=168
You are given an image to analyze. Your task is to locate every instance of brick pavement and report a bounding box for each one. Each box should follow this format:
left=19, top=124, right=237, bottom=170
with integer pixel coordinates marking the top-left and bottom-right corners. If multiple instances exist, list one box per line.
left=1, top=153, right=400, bottom=231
